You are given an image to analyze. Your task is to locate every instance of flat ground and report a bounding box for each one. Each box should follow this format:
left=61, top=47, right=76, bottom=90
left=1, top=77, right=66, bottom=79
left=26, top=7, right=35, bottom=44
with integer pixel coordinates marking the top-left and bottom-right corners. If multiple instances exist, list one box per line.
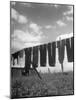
left=11, top=69, right=74, bottom=99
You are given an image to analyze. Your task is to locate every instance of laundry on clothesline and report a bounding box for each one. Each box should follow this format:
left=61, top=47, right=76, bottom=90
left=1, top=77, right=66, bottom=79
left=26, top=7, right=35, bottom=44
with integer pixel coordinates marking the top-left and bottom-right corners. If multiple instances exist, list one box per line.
left=66, top=37, right=74, bottom=62
left=11, top=36, right=74, bottom=70
left=57, top=39, right=65, bottom=64
left=32, top=46, right=39, bottom=68
left=24, top=47, right=32, bottom=74
left=47, top=42, right=56, bottom=66
left=12, top=51, right=19, bottom=65
left=39, top=44, right=47, bottom=67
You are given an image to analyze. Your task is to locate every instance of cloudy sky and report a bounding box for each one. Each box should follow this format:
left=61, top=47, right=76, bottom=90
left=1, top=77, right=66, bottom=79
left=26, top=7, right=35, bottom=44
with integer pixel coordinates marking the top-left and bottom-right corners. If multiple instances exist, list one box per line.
left=10, top=1, right=73, bottom=54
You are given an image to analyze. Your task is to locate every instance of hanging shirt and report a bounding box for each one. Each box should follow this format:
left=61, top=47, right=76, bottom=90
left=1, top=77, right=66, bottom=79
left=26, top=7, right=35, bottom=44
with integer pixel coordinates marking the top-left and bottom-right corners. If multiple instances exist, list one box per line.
left=66, top=37, right=74, bottom=62
left=32, top=46, right=39, bottom=68
left=24, top=47, right=32, bottom=73
left=57, top=39, right=65, bottom=64
left=39, top=44, right=47, bottom=66
left=48, top=42, right=56, bottom=66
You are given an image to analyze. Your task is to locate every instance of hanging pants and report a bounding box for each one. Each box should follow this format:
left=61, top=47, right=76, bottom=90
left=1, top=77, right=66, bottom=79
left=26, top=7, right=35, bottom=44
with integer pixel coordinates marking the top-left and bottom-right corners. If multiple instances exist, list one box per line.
left=48, top=42, right=56, bottom=66
left=32, top=46, right=39, bottom=68
left=39, top=44, right=47, bottom=66
left=24, top=47, right=32, bottom=74
left=57, top=39, right=65, bottom=64
left=66, top=37, right=74, bottom=62
left=12, top=52, right=19, bottom=65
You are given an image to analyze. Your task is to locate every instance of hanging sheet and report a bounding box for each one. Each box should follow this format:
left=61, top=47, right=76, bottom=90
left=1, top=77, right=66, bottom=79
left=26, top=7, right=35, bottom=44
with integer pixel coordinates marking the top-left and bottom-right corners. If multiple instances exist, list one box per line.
left=66, top=37, right=74, bottom=62
left=32, top=46, right=39, bottom=68
left=39, top=44, right=47, bottom=66
left=57, top=39, right=65, bottom=64
left=24, top=47, right=32, bottom=74
left=48, top=42, right=56, bottom=66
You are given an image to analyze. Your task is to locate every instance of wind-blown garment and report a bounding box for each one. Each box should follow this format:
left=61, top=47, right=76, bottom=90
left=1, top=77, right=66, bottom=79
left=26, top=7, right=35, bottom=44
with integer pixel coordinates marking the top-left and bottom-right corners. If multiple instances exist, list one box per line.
left=39, top=44, right=47, bottom=66
left=48, top=42, right=56, bottom=66
left=24, top=47, right=32, bottom=74
left=57, top=39, right=65, bottom=64
left=66, top=37, right=74, bottom=62
left=12, top=52, right=19, bottom=65
left=32, top=46, right=39, bottom=68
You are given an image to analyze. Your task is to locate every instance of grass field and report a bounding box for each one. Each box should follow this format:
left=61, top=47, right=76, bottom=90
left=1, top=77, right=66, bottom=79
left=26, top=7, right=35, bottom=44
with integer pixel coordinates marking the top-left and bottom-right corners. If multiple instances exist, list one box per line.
left=11, top=69, right=74, bottom=99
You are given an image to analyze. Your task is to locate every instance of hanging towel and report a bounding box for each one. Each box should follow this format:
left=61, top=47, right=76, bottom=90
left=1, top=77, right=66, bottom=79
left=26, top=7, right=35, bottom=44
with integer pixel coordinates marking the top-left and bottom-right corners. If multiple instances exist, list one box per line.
left=24, top=47, right=32, bottom=74
left=48, top=42, right=56, bottom=66
left=12, top=52, right=19, bottom=65
left=66, top=37, right=74, bottom=62
left=57, top=39, right=65, bottom=64
left=32, top=46, right=39, bottom=68
left=39, top=44, right=47, bottom=66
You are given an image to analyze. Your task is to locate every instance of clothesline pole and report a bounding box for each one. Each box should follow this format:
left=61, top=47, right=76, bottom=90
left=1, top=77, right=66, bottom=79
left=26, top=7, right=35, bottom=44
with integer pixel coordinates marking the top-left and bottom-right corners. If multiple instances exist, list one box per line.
left=33, top=67, right=42, bottom=80
left=61, top=63, right=64, bottom=73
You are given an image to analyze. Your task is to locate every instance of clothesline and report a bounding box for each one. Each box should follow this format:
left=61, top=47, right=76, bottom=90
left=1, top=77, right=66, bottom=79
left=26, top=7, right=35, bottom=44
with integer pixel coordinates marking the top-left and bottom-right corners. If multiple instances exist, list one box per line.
left=11, top=36, right=74, bottom=66
left=11, top=36, right=74, bottom=74
left=11, top=36, right=74, bottom=55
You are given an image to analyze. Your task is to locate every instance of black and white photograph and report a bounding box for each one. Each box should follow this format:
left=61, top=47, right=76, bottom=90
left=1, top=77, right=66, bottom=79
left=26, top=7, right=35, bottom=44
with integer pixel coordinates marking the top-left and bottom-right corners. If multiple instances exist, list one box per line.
left=10, top=1, right=74, bottom=99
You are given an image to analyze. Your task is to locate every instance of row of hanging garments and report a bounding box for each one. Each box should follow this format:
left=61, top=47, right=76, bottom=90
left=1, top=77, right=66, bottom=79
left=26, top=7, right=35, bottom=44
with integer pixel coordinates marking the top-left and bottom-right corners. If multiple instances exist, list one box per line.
left=11, top=50, right=24, bottom=65
left=11, top=36, right=74, bottom=70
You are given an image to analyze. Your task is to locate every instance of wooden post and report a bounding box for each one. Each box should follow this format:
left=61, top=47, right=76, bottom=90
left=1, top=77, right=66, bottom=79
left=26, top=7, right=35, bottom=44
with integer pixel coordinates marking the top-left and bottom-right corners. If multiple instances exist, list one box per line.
left=61, top=63, right=64, bottom=73
left=33, top=67, right=42, bottom=80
